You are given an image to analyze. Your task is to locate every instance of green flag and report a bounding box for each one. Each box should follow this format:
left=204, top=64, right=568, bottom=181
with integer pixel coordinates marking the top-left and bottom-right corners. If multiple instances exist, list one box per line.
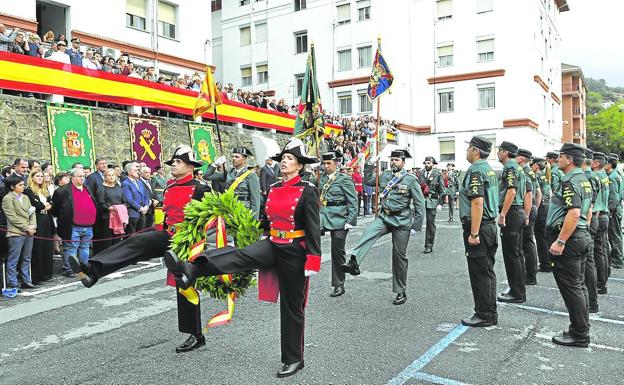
left=47, top=104, right=96, bottom=172
left=189, top=122, right=218, bottom=172
left=294, top=44, right=325, bottom=155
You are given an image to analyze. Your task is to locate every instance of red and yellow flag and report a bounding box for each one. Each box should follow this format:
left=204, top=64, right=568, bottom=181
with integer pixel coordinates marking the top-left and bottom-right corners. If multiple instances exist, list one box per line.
left=193, top=67, right=222, bottom=119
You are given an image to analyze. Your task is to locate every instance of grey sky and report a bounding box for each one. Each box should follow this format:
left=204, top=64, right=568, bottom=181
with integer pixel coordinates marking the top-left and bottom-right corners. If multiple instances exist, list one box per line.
left=559, top=0, right=623, bottom=87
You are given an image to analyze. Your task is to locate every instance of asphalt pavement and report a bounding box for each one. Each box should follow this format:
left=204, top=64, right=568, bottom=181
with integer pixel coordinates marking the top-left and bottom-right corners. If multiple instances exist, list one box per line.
left=1, top=208, right=623, bottom=385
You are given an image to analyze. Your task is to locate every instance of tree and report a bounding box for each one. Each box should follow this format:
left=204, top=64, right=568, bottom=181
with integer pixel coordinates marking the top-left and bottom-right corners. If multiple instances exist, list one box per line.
left=586, top=103, right=624, bottom=158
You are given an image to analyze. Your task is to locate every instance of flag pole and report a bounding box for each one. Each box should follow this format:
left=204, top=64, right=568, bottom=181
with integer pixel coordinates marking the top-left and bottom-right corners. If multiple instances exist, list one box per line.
left=212, top=104, right=224, bottom=156
left=374, top=97, right=381, bottom=217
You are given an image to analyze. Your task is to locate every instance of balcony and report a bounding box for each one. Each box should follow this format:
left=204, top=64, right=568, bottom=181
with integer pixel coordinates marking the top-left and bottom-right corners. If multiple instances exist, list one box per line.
left=563, top=84, right=581, bottom=98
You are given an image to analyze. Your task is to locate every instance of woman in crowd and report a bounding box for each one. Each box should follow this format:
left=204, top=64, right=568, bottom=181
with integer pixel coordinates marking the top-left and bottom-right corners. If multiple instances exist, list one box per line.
left=8, top=32, right=30, bottom=55
left=44, top=171, right=55, bottom=196
left=43, top=31, right=55, bottom=43
left=24, top=167, right=55, bottom=283
left=2, top=175, right=37, bottom=291
left=94, top=168, right=126, bottom=251
left=54, top=172, right=70, bottom=188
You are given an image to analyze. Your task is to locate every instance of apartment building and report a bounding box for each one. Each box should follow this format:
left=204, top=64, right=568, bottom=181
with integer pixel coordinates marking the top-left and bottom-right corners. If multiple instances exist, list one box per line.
left=561, top=63, right=587, bottom=145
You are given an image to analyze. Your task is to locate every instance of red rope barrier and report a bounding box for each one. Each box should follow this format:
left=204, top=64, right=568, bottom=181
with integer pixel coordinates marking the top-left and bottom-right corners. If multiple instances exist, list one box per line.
left=0, top=226, right=156, bottom=243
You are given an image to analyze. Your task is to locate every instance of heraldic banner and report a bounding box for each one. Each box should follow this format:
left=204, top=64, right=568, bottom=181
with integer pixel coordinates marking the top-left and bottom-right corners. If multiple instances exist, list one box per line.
left=129, top=117, right=163, bottom=171
left=188, top=122, right=218, bottom=172
left=46, top=103, right=96, bottom=172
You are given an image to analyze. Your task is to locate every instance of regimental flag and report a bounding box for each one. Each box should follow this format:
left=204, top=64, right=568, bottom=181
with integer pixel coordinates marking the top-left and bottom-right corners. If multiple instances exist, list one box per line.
left=46, top=104, right=96, bottom=172
left=189, top=122, right=218, bottom=172
left=129, top=117, right=163, bottom=172
left=367, top=38, right=394, bottom=101
left=294, top=43, right=325, bottom=154
left=193, top=66, right=222, bottom=119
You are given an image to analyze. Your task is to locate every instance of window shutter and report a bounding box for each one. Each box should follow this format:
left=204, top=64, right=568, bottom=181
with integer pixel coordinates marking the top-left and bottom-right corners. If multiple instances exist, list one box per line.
left=437, top=0, right=452, bottom=18
left=240, top=27, right=251, bottom=45
left=241, top=67, right=252, bottom=77
left=439, top=139, right=455, bottom=154
left=337, top=4, right=351, bottom=22
left=127, top=0, right=147, bottom=17
left=437, top=45, right=453, bottom=56
left=158, top=1, right=176, bottom=24
left=477, top=38, right=494, bottom=53
left=256, top=23, right=267, bottom=43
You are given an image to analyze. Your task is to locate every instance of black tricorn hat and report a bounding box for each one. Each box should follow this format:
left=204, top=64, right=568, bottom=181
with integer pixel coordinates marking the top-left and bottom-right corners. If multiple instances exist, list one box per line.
left=545, top=151, right=559, bottom=159
left=391, top=149, right=412, bottom=159
left=559, top=143, right=586, bottom=158
left=608, top=153, right=620, bottom=161
left=593, top=152, right=607, bottom=161
left=422, top=155, right=437, bottom=164
left=164, top=144, right=203, bottom=167
left=271, top=138, right=320, bottom=164
left=465, top=136, right=492, bottom=153
left=499, top=141, right=518, bottom=155
left=531, top=157, right=546, bottom=164
left=322, top=151, right=342, bottom=162
left=517, top=148, right=532, bottom=158
left=584, top=147, right=594, bottom=159
left=232, top=147, right=253, bottom=157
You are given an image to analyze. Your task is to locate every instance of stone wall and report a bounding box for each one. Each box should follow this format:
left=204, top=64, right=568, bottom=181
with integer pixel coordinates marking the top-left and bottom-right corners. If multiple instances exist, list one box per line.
left=0, top=94, right=291, bottom=169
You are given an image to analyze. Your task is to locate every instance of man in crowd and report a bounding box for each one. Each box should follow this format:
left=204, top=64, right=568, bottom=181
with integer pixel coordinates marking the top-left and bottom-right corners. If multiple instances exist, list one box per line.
left=349, top=166, right=364, bottom=216
left=51, top=167, right=97, bottom=277
left=46, top=40, right=70, bottom=64
left=459, top=136, right=499, bottom=327
left=341, top=149, right=425, bottom=305
left=592, top=152, right=610, bottom=295
left=496, top=141, right=527, bottom=303
left=546, top=151, right=563, bottom=192
left=204, top=147, right=261, bottom=220
left=141, top=166, right=158, bottom=229
left=150, top=166, right=167, bottom=204
left=531, top=157, right=552, bottom=272
left=582, top=148, right=600, bottom=313
left=546, top=143, right=593, bottom=348
left=122, top=162, right=150, bottom=234
left=606, top=153, right=623, bottom=271
left=12, top=158, right=29, bottom=184
left=445, top=163, right=460, bottom=221
left=419, top=156, right=444, bottom=253
left=517, top=148, right=540, bottom=286
left=0, top=24, right=19, bottom=52
left=86, top=158, right=108, bottom=253
left=66, top=38, right=83, bottom=66
left=259, top=157, right=279, bottom=216
left=319, top=151, right=358, bottom=298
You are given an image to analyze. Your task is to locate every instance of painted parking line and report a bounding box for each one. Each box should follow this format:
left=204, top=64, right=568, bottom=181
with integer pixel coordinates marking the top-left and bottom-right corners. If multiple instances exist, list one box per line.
left=610, top=277, right=624, bottom=282
left=500, top=281, right=624, bottom=300
left=502, top=303, right=624, bottom=326
left=410, top=372, right=471, bottom=385
left=387, top=323, right=469, bottom=385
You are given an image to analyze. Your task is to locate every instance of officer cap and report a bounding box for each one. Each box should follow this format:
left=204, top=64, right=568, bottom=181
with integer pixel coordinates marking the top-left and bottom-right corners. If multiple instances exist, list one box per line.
left=559, top=143, right=586, bottom=158
left=517, top=148, right=532, bottom=158
left=531, top=156, right=545, bottom=164
left=545, top=151, right=559, bottom=159
left=608, top=153, right=620, bottom=161
left=584, top=148, right=594, bottom=159
left=232, top=147, right=253, bottom=157
left=593, top=152, right=607, bottom=161
left=498, top=141, right=518, bottom=155
left=321, top=151, right=342, bottom=162
left=465, top=136, right=492, bottom=153
left=423, top=156, right=437, bottom=164
left=391, top=149, right=412, bottom=159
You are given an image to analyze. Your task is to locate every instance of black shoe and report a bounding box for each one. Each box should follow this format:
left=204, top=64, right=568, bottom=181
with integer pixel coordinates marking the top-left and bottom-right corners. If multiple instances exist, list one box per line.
left=330, top=286, right=345, bottom=297
left=163, top=250, right=194, bottom=289
left=21, top=282, right=36, bottom=289
left=68, top=255, right=83, bottom=274
left=64, top=271, right=76, bottom=278
left=589, top=306, right=599, bottom=313
left=552, top=332, right=589, bottom=348
left=392, top=293, right=407, bottom=305
left=461, top=314, right=496, bottom=327
left=276, top=361, right=304, bottom=378
left=175, top=334, right=205, bottom=353
left=597, top=287, right=607, bottom=295
left=423, top=246, right=433, bottom=254
left=497, top=294, right=525, bottom=303
left=69, top=255, right=98, bottom=288
left=79, top=273, right=98, bottom=288
left=340, top=255, right=360, bottom=276
left=525, top=280, right=537, bottom=286
left=501, top=287, right=511, bottom=295
left=448, top=217, right=453, bottom=222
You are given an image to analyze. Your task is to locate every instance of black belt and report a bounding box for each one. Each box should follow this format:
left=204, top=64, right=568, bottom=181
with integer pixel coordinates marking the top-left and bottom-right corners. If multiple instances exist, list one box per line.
left=460, top=217, right=495, bottom=225
left=382, top=207, right=409, bottom=216
left=323, top=200, right=346, bottom=207
left=599, top=211, right=609, bottom=216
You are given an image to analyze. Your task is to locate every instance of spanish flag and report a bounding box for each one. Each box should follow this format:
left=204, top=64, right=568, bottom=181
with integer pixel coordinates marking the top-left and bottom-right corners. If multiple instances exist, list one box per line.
left=193, top=66, right=222, bottom=119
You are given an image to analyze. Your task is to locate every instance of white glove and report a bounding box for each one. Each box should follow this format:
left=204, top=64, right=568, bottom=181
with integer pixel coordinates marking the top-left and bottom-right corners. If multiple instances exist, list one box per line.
left=304, top=270, right=317, bottom=277
left=410, top=229, right=417, bottom=236
left=344, top=223, right=354, bottom=230
left=368, top=155, right=380, bottom=165
left=212, top=155, right=226, bottom=167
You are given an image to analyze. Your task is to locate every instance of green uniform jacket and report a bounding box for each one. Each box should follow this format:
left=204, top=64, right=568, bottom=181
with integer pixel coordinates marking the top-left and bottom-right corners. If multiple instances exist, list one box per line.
left=318, top=172, right=358, bottom=230
left=522, top=165, right=539, bottom=206
left=594, top=170, right=609, bottom=212
left=459, top=159, right=499, bottom=220
left=204, top=165, right=261, bottom=219
left=445, top=171, right=460, bottom=196
left=551, top=164, right=563, bottom=192
left=419, top=168, right=445, bottom=209
left=498, top=158, right=526, bottom=210
left=364, top=165, right=425, bottom=228
left=546, top=167, right=592, bottom=230
left=584, top=169, right=600, bottom=208
left=150, top=174, right=167, bottom=203
left=537, top=170, right=551, bottom=205
left=607, top=169, right=622, bottom=211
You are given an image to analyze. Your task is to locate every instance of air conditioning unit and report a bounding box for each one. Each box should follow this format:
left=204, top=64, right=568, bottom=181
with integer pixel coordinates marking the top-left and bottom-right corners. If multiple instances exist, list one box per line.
left=101, top=46, right=121, bottom=60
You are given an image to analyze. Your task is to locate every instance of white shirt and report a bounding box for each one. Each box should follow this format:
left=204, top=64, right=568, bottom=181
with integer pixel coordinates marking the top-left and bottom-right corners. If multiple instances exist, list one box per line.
left=46, top=51, right=70, bottom=64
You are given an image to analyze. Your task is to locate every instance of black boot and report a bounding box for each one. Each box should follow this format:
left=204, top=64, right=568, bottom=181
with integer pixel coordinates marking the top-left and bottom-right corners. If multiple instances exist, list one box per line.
left=340, top=255, right=360, bottom=276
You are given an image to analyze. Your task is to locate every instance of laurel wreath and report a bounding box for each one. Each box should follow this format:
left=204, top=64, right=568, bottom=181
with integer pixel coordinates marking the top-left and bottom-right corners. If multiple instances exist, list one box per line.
left=169, top=189, right=262, bottom=300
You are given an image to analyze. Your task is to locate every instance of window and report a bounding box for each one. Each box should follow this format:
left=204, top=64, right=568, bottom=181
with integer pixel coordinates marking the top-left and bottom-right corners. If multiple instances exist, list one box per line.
left=157, top=2, right=177, bottom=39
left=439, top=138, right=455, bottom=162
left=437, top=44, right=453, bottom=67
left=437, top=0, right=452, bottom=20
left=295, top=73, right=305, bottom=95
left=295, top=31, right=308, bottom=54
left=476, top=0, right=493, bottom=13
left=294, top=0, right=306, bottom=11
left=211, top=0, right=222, bottom=11
left=480, top=134, right=497, bottom=160
left=241, top=67, right=252, bottom=87
left=337, top=3, right=351, bottom=25
left=357, top=0, right=371, bottom=21
left=477, top=38, right=494, bottom=62
left=240, top=0, right=250, bottom=5
left=126, top=0, right=147, bottom=30
left=438, top=89, right=454, bottom=113
left=240, top=26, right=251, bottom=46
left=257, top=64, right=268, bottom=84
left=255, top=23, right=267, bottom=43
left=478, top=84, right=495, bottom=109
left=358, top=90, right=372, bottom=113
left=338, top=91, right=352, bottom=115
left=358, top=45, right=372, bottom=67
left=338, top=49, right=352, bottom=71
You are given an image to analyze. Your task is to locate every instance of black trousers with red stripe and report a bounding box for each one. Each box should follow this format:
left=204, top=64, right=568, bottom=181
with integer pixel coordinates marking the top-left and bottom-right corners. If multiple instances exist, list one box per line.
left=191, top=239, right=309, bottom=364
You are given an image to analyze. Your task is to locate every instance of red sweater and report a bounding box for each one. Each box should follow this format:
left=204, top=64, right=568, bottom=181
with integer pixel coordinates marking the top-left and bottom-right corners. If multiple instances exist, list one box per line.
left=72, top=184, right=96, bottom=226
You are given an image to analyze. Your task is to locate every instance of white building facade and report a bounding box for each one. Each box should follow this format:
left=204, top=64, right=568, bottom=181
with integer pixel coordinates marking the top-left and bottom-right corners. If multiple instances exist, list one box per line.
left=0, top=0, right=211, bottom=77
left=213, top=0, right=569, bottom=169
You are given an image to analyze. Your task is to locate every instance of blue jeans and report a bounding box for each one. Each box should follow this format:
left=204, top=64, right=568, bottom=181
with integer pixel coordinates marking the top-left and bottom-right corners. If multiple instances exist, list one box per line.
left=62, top=226, right=93, bottom=273
left=6, top=236, right=33, bottom=287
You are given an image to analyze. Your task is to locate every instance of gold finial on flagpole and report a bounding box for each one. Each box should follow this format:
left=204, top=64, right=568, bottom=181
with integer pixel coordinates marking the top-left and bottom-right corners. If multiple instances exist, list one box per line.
left=377, top=35, right=382, bottom=44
